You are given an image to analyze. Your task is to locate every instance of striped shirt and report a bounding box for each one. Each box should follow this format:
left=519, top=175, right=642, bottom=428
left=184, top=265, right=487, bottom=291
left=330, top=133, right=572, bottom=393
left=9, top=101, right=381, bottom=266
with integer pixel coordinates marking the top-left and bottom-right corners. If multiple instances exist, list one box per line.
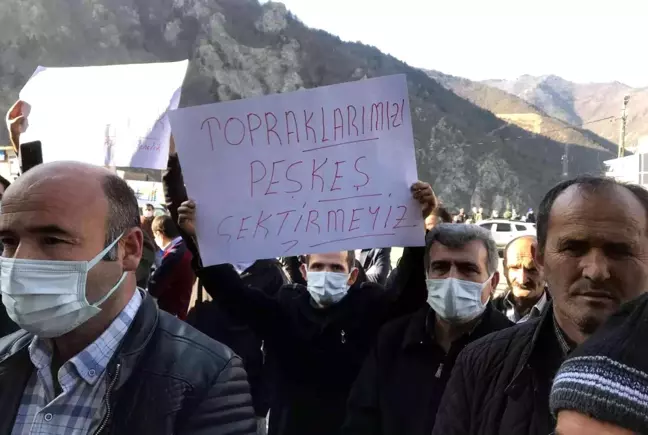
left=11, top=290, right=142, bottom=435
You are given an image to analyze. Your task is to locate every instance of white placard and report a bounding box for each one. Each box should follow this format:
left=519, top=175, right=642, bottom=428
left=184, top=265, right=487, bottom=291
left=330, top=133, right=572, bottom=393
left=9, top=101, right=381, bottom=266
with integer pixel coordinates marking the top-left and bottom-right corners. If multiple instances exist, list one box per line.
left=169, top=74, right=424, bottom=266
left=18, top=60, right=188, bottom=170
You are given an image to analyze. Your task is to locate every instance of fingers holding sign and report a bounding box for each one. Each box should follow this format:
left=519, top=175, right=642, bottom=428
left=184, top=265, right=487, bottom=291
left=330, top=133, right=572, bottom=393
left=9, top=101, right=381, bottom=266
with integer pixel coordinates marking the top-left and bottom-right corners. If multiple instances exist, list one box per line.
left=6, top=100, right=28, bottom=155
left=178, top=200, right=197, bottom=237
left=411, top=181, right=437, bottom=219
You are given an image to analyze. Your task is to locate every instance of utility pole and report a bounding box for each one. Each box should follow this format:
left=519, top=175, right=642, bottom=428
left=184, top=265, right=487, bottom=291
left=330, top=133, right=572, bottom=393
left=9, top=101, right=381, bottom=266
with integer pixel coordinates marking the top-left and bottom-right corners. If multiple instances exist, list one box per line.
left=562, top=143, right=569, bottom=179
left=619, top=95, right=630, bottom=158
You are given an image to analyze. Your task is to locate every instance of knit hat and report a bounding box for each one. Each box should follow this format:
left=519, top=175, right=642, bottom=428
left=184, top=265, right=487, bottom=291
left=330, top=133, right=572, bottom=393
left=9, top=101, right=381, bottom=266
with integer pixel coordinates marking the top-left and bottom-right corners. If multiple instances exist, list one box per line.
left=549, top=293, right=648, bottom=433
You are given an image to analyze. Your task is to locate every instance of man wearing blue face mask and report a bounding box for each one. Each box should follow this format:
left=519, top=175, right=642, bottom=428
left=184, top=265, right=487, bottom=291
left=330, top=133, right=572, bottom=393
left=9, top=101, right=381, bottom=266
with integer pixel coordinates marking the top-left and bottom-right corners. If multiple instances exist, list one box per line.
left=176, top=181, right=437, bottom=435
left=343, top=224, right=513, bottom=435
left=0, top=161, right=256, bottom=435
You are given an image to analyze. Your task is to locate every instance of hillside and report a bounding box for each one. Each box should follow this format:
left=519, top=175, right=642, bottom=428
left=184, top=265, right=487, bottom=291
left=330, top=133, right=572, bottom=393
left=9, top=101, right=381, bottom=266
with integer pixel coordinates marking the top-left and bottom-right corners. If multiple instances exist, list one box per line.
left=425, top=70, right=617, bottom=153
left=0, top=0, right=615, bottom=210
left=485, top=75, right=648, bottom=148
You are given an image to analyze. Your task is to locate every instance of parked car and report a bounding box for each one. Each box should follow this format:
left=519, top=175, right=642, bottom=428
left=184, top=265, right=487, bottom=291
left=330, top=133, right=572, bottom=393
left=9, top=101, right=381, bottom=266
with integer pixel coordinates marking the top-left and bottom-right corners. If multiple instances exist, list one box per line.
left=477, top=219, right=536, bottom=250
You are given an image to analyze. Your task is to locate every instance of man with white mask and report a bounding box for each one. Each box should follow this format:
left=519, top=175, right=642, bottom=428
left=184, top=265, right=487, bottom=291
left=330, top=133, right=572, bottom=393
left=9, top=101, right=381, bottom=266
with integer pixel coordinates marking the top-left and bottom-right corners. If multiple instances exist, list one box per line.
left=343, top=224, right=513, bottom=435
left=0, top=161, right=256, bottom=434
left=176, top=181, right=437, bottom=435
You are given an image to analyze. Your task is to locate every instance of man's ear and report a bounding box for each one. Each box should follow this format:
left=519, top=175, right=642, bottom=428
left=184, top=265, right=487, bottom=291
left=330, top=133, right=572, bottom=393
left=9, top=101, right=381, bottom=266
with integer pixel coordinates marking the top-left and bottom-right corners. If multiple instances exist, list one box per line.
left=299, top=263, right=308, bottom=282
left=490, top=270, right=500, bottom=291
left=122, top=227, right=143, bottom=272
left=347, top=267, right=359, bottom=286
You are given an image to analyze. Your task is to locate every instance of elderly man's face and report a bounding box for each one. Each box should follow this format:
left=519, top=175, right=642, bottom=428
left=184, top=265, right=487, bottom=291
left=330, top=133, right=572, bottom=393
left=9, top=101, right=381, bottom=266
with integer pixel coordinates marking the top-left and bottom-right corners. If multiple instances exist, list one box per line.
left=0, top=168, right=126, bottom=307
left=538, top=184, right=648, bottom=336
left=505, top=237, right=544, bottom=302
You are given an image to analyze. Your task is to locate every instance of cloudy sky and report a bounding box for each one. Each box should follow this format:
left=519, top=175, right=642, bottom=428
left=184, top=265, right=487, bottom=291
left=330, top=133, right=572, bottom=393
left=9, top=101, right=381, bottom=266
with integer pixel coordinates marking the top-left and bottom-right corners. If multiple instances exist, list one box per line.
left=261, top=0, right=648, bottom=87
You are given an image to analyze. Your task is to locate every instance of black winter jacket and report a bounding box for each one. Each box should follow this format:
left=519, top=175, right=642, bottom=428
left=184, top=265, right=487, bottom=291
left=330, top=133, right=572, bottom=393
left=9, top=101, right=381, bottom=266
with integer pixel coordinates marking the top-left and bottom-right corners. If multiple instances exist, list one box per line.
left=0, top=302, right=17, bottom=338
left=195, top=249, right=425, bottom=435
left=432, top=303, right=565, bottom=435
left=0, top=292, right=256, bottom=435
left=343, top=304, right=512, bottom=435
left=187, top=259, right=287, bottom=416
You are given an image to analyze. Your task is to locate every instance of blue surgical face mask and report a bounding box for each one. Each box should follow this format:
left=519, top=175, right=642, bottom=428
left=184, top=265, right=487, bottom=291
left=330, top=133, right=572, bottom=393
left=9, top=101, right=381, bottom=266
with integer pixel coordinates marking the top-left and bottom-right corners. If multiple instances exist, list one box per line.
left=0, top=235, right=127, bottom=338
left=426, top=275, right=493, bottom=323
left=306, top=271, right=350, bottom=308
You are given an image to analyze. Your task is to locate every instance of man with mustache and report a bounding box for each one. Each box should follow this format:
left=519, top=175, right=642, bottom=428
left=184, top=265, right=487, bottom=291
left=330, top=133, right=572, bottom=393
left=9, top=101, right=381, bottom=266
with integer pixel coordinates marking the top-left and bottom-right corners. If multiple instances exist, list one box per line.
left=494, top=236, right=549, bottom=323
left=432, top=176, right=648, bottom=435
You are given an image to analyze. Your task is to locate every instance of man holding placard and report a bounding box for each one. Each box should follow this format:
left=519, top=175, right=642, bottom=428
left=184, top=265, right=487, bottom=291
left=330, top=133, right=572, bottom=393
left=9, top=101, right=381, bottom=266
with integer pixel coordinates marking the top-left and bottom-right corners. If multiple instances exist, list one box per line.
left=176, top=180, right=435, bottom=435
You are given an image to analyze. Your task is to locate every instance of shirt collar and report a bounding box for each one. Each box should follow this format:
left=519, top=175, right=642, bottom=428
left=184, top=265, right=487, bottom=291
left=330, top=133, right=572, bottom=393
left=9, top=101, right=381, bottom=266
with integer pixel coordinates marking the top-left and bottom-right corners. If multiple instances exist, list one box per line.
left=504, top=289, right=548, bottom=323
left=552, top=312, right=575, bottom=356
left=163, top=236, right=183, bottom=251
left=29, top=289, right=143, bottom=386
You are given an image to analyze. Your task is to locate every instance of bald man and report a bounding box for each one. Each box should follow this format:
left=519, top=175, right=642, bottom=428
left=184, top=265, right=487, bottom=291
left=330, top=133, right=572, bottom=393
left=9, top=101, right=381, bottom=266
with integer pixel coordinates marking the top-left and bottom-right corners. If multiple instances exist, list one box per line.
left=0, top=162, right=255, bottom=435
left=496, top=235, right=549, bottom=323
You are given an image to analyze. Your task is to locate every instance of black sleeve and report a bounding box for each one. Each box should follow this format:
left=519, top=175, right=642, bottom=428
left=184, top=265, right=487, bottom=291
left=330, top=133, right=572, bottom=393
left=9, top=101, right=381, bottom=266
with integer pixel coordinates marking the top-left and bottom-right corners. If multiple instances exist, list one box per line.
left=382, top=246, right=427, bottom=320
left=180, top=356, right=256, bottom=435
left=364, top=248, right=391, bottom=285
left=341, top=347, right=382, bottom=435
left=162, top=153, right=200, bottom=261
left=196, top=264, right=285, bottom=338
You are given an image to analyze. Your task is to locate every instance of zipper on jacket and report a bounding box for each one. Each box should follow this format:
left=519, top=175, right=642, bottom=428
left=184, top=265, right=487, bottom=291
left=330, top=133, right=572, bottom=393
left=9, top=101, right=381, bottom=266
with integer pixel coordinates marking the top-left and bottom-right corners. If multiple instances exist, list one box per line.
left=340, top=330, right=346, bottom=344
left=435, top=363, right=444, bottom=379
left=94, top=363, right=122, bottom=435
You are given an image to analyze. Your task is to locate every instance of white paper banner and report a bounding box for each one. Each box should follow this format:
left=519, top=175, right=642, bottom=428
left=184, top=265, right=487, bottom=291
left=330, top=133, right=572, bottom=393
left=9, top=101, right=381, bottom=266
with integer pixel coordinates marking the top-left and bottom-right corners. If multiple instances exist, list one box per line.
left=19, top=60, right=188, bottom=170
left=169, top=74, right=424, bottom=266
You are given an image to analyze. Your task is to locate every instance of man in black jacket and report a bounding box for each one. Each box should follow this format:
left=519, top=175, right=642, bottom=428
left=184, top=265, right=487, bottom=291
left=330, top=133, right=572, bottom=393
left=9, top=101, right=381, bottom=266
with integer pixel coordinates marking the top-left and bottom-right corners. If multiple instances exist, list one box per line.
left=177, top=182, right=436, bottom=435
left=356, top=248, right=391, bottom=285
left=0, top=162, right=255, bottom=435
left=432, top=176, right=648, bottom=435
left=343, top=224, right=512, bottom=435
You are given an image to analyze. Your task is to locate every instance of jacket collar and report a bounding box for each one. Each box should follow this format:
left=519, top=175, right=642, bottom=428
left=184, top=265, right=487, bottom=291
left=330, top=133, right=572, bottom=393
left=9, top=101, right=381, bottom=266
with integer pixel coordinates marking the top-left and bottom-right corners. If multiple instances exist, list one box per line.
left=505, top=300, right=555, bottom=393
left=109, top=291, right=158, bottom=390
left=402, top=304, right=502, bottom=351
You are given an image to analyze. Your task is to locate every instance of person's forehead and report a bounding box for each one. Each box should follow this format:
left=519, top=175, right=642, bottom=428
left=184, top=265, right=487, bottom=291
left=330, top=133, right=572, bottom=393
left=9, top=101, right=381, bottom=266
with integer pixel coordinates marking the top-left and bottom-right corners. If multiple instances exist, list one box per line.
left=549, top=184, right=647, bottom=240
left=429, top=240, right=487, bottom=264
left=310, top=251, right=348, bottom=264
left=0, top=175, right=107, bottom=234
left=506, top=238, right=535, bottom=263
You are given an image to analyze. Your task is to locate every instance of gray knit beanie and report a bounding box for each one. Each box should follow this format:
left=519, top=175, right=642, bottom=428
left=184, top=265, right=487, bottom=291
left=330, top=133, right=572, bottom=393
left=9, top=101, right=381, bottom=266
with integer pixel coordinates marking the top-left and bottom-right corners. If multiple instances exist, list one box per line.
left=549, top=293, right=648, bottom=433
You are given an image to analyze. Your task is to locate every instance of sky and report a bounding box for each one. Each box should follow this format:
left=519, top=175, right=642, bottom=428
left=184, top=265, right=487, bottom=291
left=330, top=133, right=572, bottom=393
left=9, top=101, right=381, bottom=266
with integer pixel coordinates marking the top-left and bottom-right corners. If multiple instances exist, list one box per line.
left=261, top=0, right=648, bottom=87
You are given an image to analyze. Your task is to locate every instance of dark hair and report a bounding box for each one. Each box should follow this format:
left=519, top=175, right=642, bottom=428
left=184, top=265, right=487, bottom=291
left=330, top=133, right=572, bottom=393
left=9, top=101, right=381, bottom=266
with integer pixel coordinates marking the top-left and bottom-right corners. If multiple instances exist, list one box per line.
left=0, top=175, right=11, bottom=191
left=537, top=176, right=648, bottom=254
left=305, top=250, right=356, bottom=271
left=145, top=203, right=154, bottom=210
left=424, top=223, right=499, bottom=275
left=152, top=215, right=180, bottom=239
left=102, top=174, right=141, bottom=260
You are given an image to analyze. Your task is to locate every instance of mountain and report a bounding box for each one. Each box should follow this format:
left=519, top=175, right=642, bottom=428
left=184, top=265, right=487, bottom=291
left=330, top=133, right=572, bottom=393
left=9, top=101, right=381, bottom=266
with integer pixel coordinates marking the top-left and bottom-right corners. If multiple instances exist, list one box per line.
left=485, top=75, right=648, bottom=149
left=0, top=0, right=615, bottom=211
left=425, top=70, right=617, bottom=153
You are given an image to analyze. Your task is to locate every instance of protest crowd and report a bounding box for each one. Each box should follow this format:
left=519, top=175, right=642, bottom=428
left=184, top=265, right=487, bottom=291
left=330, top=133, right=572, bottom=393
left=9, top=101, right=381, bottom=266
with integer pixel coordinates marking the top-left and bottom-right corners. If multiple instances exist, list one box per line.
left=2, top=69, right=648, bottom=435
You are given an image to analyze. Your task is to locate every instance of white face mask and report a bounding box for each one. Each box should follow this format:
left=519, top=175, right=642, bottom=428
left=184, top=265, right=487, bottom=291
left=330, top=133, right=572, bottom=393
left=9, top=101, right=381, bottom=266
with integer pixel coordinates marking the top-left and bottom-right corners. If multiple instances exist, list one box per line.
left=0, top=235, right=127, bottom=338
left=306, top=271, right=350, bottom=308
left=426, top=275, right=492, bottom=323
left=144, top=210, right=154, bottom=218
